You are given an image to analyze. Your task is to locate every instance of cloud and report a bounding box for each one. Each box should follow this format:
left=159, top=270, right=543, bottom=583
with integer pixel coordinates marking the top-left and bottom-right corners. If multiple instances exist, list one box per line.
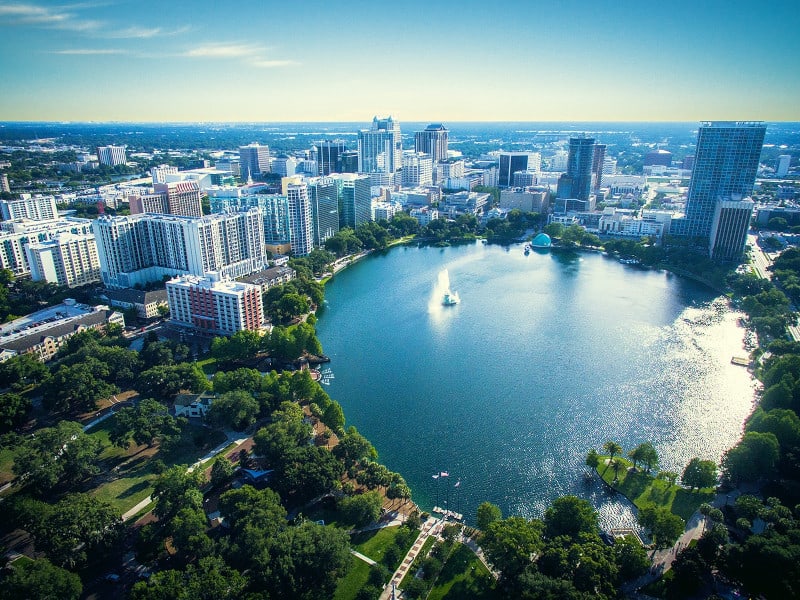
left=52, top=48, right=125, bottom=55
left=104, top=24, right=190, bottom=39
left=183, top=42, right=296, bottom=68
left=183, top=42, right=265, bottom=59
left=249, top=58, right=296, bottom=68
left=0, top=2, right=72, bottom=24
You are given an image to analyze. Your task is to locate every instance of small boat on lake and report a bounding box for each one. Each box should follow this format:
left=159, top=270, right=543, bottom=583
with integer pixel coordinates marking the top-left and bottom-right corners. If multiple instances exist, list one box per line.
left=442, top=290, right=460, bottom=306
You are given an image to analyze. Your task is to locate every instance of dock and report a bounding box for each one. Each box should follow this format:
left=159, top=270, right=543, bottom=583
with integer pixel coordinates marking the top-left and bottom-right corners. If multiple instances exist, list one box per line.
left=432, top=506, right=463, bottom=521
left=731, top=356, right=750, bottom=367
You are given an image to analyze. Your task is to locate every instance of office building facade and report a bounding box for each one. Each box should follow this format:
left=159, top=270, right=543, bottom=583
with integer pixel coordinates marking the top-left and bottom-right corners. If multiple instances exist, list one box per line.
left=557, top=137, right=595, bottom=201
left=316, top=140, right=347, bottom=176
left=358, top=116, right=402, bottom=174
left=97, top=145, right=127, bottom=167
left=414, top=124, right=449, bottom=164
left=239, top=144, right=271, bottom=180
left=678, top=122, right=765, bottom=242
left=307, top=177, right=341, bottom=246
left=402, top=153, right=434, bottom=187
left=498, top=152, right=529, bottom=187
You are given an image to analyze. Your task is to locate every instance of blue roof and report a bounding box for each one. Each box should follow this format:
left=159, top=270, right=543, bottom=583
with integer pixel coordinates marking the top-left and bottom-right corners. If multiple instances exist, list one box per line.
left=532, top=233, right=552, bottom=248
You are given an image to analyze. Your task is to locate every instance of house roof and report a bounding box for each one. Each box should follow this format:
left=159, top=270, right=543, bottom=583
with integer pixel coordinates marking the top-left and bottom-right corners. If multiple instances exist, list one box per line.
left=0, top=310, right=113, bottom=353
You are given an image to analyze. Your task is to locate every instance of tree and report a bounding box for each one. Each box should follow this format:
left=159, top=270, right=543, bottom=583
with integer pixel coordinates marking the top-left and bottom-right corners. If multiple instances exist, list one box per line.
left=152, top=465, right=204, bottom=520
left=482, top=516, right=544, bottom=578
left=0, top=353, right=49, bottom=389
left=13, top=420, right=102, bottom=493
left=585, top=449, right=600, bottom=469
left=42, top=359, right=117, bottom=413
left=722, top=431, right=780, bottom=483
left=131, top=556, right=247, bottom=600
left=602, top=441, right=622, bottom=463
left=137, top=363, right=210, bottom=401
left=4, top=557, right=82, bottom=600
left=169, top=506, right=214, bottom=559
left=109, top=398, right=182, bottom=448
left=637, top=506, right=685, bottom=548
left=543, top=495, right=598, bottom=540
left=20, top=493, right=122, bottom=568
left=614, top=535, right=649, bottom=580
left=339, top=490, right=383, bottom=527
left=628, top=442, right=658, bottom=472
left=0, top=392, right=31, bottom=432
left=206, top=390, right=259, bottom=431
left=681, top=457, right=718, bottom=490
left=476, top=501, right=502, bottom=531
left=210, top=456, right=234, bottom=488
left=333, top=426, right=378, bottom=468
left=322, top=399, right=345, bottom=434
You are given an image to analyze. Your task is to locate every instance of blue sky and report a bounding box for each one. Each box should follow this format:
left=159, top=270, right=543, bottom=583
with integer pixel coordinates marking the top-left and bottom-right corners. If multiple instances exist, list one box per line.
left=1, top=0, right=798, bottom=121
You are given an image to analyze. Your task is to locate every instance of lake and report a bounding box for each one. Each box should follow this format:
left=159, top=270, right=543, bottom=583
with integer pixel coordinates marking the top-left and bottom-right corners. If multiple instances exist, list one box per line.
left=315, top=241, right=757, bottom=528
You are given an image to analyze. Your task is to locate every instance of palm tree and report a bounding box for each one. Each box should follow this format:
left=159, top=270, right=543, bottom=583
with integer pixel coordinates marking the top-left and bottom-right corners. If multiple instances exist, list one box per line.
left=603, top=441, right=623, bottom=470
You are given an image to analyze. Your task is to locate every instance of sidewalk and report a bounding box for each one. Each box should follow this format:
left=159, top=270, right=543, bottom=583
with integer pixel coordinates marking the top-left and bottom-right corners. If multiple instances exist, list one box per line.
left=379, top=517, right=440, bottom=600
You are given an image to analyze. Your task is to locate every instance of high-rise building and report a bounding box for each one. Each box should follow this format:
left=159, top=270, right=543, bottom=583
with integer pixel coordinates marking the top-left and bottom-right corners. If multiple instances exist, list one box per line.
left=358, top=116, right=402, bottom=174
left=307, top=177, right=340, bottom=246
left=333, top=174, right=372, bottom=229
left=675, top=121, right=765, bottom=259
left=592, top=144, right=606, bottom=192
left=239, top=143, right=271, bottom=180
left=151, top=165, right=179, bottom=184
left=25, top=232, right=100, bottom=288
left=709, top=198, right=756, bottom=261
left=776, top=155, right=791, bottom=177
left=129, top=181, right=203, bottom=217
left=402, top=153, right=434, bottom=187
left=557, top=137, right=595, bottom=201
left=0, top=173, right=10, bottom=193
left=0, top=216, right=94, bottom=276
left=93, top=209, right=268, bottom=288
left=286, top=183, right=314, bottom=257
left=0, top=194, right=58, bottom=221
left=679, top=122, right=765, bottom=239
left=167, top=273, right=264, bottom=336
left=340, top=151, right=359, bottom=173
left=498, top=152, right=529, bottom=188
left=96, top=145, right=127, bottom=167
left=316, top=140, right=347, bottom=176
left=414, top=124, right=449, bottom=165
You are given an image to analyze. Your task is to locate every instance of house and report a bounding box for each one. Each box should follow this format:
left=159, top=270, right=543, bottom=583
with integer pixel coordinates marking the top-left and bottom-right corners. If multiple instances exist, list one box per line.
left=173, top=392, right=216, bottom=418
left=101, top=288, right=168, bottom=319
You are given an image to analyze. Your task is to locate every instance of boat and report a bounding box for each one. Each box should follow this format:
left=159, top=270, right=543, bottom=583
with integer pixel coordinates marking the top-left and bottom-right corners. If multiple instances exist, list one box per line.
left=442, top=290, right=460, bottom=306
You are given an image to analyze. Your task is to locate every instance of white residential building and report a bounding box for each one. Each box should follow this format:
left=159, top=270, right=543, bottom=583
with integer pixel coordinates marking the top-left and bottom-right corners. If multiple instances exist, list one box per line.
left=0, top=194, right=59, bottom=221
left=0, top=217, right=94, bottom=276
left=26, top=233, right=100, bottom=287
left=410, top=206, right=439, bottom=226
left=286, top=182, right=314, bottom=257
left=93, top=209, right=267, bottom=288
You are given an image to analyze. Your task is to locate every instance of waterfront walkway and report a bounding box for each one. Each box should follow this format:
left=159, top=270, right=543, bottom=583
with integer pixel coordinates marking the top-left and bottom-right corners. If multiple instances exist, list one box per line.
left=378, top=517, right=441, bottom=600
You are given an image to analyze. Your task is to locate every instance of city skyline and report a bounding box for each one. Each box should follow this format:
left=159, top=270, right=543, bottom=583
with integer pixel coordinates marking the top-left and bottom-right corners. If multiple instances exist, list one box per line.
left=1, top=0, right=798, bottom=122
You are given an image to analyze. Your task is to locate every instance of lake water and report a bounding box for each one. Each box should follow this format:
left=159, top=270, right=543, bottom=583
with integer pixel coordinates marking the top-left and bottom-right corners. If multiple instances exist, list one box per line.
left=315, top=241, right=758, bottom=528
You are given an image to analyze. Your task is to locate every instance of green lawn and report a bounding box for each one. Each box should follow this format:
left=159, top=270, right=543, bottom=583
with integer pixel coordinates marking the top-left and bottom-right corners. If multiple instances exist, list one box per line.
left=351, top=526, right=403, bottom=562
left=427, top=543, right=498, bottom=600
left=597, top=457, right=714, bottom=520
left=333, top=558, right=373, bottom=600
left=90, top=421, right=226, bottom=514
left=0, top=446, right=15, bottom=485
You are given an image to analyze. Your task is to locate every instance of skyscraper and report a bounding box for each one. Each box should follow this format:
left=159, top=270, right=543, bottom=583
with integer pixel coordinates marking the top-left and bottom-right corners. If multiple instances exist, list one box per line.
left=592, top=144, right=606, bottom=192
left=776, top=155, right=791, bottom=177
left=239, top=143, right=271, bottom=180
left=557, top=137, right=595, bottom=201
left=286, top=183, right=314, bottom=257
left=402, top=153, right=434, bottom=187
left=498, top=152, right=529, bottom=188
left=306, top=177, right=341, bottom=246
left=678, top=122, right=765, bottom=247
left=358, top=116, right=402, bottom=174
left=316, top=140, right=347, bottom=176
left=414, top=124, right=449, bottom=164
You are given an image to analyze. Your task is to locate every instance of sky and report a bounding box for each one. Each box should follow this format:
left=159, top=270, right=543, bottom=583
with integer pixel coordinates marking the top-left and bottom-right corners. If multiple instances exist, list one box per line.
left=0, top=0, right=798, bottom=122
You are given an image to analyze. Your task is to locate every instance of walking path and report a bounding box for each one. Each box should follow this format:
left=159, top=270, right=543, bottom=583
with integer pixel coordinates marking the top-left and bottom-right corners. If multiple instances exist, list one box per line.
left=379, top=517, right=441, bottom=600
left=350, top=549, right=377, bottom=566
left=121, top=432, right=250, bottom=521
